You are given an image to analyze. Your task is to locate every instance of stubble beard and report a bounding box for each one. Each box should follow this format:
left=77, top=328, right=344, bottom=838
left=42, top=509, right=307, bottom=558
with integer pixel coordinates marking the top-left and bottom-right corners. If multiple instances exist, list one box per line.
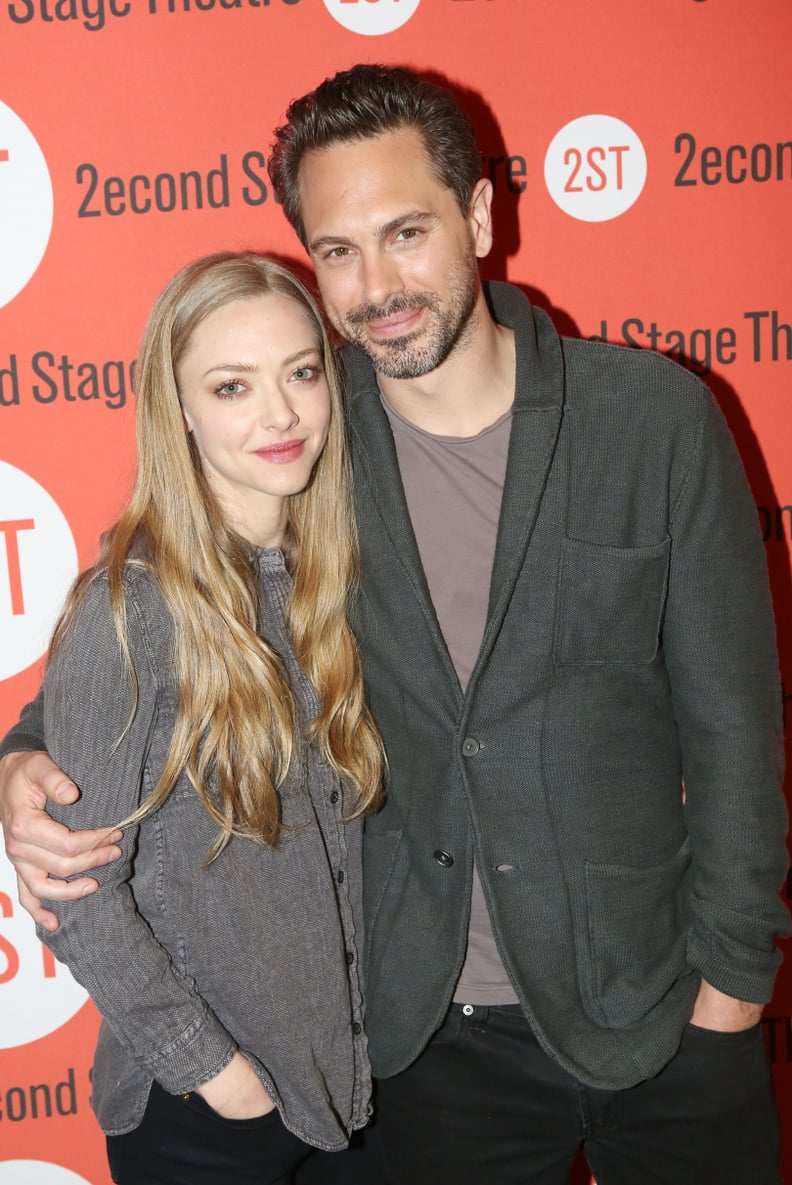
left=340, top=253, right=480, bottom=381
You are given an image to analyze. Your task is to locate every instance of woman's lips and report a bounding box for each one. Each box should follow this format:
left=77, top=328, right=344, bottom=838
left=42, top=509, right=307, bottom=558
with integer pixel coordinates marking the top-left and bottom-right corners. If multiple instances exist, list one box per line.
left=254, top=440, right=307, bottom=464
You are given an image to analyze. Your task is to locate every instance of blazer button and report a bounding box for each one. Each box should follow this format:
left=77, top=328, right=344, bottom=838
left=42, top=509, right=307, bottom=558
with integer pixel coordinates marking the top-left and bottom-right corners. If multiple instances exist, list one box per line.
left=433, top=849, right=454, bottom=867
left=461, top=737, right=481, bottom=757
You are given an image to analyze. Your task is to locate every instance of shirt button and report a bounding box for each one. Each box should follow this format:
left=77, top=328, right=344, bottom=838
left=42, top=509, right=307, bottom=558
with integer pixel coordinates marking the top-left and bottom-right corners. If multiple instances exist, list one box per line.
left=461, top=737, right=481, bottom=757
left=329, top=790, right=339, bottom=804
left=337, top=869, right=345, bottom=884
left=345, top=950, right=355, bottom=965
left=433, top=849, right=454, bottom=867
left=352, top=1022, right=362, bottom=1035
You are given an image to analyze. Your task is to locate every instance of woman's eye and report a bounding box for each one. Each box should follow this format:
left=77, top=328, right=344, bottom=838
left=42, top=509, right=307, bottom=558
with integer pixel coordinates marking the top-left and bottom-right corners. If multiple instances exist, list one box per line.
left=216, top=380, right=246, bottom=398
left=291, top=366, right=321, bottom=384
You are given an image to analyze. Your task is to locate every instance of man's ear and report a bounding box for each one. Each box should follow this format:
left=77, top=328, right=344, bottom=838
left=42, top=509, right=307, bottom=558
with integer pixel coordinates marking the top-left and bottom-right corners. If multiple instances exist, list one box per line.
left=468, top=178, right=494, bottom=260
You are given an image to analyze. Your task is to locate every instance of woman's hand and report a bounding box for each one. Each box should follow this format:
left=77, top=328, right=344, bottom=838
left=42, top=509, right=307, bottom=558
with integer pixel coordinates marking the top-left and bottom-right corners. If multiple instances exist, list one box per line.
left=196, top=1052, right=276, bottom=1119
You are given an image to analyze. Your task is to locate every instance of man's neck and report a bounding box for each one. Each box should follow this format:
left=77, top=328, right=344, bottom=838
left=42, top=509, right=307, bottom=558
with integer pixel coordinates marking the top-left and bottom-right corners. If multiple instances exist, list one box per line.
left=377, top=293, right=516, bottom=438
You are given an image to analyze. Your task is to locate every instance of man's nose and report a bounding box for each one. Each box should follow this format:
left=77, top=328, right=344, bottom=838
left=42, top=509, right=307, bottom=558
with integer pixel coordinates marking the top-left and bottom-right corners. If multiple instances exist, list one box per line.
left=360, top=249, right=403, bottom=308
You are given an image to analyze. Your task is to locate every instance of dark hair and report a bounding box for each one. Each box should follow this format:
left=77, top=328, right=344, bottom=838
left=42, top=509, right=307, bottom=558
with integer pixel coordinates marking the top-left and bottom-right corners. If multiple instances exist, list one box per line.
left=269, top=64, right=483, bottom=247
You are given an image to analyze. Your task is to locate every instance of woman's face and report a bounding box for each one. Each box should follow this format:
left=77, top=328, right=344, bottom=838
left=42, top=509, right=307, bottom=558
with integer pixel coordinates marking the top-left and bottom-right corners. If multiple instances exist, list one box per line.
left=177, top=293, right=332, bottom=548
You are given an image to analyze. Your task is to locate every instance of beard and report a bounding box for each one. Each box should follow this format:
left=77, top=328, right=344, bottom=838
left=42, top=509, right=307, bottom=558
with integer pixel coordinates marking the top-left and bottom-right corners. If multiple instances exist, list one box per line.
left=339, top=251, right=480, bottom=380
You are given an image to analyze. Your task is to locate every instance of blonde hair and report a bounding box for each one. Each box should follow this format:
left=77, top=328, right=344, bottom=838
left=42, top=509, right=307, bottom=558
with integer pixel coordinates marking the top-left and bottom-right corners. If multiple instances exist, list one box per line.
left=51, top=252, right=383, bottom=856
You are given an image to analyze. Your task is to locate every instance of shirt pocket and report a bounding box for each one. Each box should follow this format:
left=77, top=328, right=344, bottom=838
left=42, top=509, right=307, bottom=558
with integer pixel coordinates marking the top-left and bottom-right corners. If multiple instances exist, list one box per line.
left=555, top=535, right=670, bottom=664
left=580, top=838, right=691, bottom=1027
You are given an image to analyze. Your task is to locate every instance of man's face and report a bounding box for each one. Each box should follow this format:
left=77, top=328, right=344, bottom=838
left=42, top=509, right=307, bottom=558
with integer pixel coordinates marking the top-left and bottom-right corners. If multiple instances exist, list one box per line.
left=298, top=128, right=492, bottom=380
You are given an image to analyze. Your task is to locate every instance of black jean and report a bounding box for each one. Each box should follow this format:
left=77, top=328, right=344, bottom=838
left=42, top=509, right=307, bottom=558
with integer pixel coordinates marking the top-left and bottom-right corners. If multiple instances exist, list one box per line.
left=106, top=1080, right=386, bottom=1185
left=376, top=1003, right=782, bottom=1185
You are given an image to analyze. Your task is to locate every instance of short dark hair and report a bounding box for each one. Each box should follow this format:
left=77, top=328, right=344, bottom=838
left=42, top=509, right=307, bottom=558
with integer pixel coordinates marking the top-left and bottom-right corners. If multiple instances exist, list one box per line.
left=268, top=64, right=483, bottom=247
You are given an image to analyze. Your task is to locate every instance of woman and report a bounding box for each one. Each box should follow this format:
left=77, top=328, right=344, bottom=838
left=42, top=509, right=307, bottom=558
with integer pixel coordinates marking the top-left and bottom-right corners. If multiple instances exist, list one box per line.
left=38, top=252, right=385, bottom=1185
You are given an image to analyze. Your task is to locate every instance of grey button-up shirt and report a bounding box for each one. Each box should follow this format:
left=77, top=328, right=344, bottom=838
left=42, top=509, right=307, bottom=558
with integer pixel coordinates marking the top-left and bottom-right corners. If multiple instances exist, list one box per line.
left=37, top=551, right=370, bottom=1149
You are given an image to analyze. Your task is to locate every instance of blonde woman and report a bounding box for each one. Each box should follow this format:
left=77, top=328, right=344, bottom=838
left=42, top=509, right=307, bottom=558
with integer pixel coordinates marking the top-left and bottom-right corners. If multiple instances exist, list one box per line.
left=36, top=252, right=385, bottom=1185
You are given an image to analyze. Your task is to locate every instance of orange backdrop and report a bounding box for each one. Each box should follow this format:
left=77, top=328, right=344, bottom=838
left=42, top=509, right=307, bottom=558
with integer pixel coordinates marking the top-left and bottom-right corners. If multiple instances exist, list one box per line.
left=1, top=2, right=791, bottom=1182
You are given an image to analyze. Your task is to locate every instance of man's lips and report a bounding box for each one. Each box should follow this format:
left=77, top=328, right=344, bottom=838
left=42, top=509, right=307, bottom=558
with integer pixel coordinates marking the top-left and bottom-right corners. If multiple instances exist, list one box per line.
left=362, top=305, right=426, bottom=339
left=254, top=440, right=307, bottom=464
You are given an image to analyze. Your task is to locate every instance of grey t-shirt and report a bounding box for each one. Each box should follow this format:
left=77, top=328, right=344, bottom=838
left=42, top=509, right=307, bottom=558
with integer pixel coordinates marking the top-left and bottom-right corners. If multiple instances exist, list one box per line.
left=382, top=397, right=519, bottom=1005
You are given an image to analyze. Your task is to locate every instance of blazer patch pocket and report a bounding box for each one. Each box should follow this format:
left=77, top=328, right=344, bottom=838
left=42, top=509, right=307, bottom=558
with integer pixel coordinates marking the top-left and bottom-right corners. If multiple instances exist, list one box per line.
left=582, top=839, right=691, bottom=1027
left=556, top=535, right=670, bottom=664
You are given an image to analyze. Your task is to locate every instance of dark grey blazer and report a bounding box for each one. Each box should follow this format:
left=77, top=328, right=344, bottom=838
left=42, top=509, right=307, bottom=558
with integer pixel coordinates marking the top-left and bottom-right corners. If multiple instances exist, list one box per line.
left=347, top=282, right=790, bottom=1089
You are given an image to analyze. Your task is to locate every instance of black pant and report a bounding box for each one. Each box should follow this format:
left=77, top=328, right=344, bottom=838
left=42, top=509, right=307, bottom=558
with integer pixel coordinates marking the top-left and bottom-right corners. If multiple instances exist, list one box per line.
left=376, top=1003, right=782, bottom=1185
left=106, top=1080, right=386, bottom=1185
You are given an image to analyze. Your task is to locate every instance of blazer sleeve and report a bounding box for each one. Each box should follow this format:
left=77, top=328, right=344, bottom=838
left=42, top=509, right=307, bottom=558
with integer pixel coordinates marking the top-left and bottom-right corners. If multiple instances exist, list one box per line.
left=0, top=687, right=46, bottom=758
left=38, top=570, right=238, bottom=1093
left=662, top=390, right=790, bottom=1002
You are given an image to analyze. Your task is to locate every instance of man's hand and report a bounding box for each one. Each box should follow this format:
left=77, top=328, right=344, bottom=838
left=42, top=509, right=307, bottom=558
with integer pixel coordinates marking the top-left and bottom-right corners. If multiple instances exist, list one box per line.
left=0, top=751, right=122, bottom=932
left=690, top=978, right=764, bottom=1031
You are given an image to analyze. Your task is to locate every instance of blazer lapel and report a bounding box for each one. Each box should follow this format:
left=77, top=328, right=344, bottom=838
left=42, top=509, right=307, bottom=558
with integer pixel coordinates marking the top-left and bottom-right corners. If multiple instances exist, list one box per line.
left=482, top=291, right=565, bottom=654
left=347, top=358, right=456, bottom=678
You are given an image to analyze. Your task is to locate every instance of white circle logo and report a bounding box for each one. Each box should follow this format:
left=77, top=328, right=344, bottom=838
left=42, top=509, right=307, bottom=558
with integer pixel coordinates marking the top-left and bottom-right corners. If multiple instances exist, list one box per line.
left=0, top=1163, right=93, bottom=1185
left=0, top=849, right=89, bottom=1048
left=544, top=115, right=647, bottom=221
left=0, top=102, right=54, bottom=309
left=322, top=0, right=420, bottom=35
left=0, top=462, right=78, bottom=682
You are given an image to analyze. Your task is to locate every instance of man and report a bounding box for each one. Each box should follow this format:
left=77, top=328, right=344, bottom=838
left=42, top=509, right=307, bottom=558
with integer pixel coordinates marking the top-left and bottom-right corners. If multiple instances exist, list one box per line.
left=1, top=65, right=789, bottom=1185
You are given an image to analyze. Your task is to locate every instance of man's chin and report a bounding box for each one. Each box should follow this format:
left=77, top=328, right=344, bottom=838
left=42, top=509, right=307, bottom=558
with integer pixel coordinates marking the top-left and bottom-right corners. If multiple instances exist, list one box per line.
left=360, top=347, right=437, bottom=381
left=348, top=331, right=438, bottom=381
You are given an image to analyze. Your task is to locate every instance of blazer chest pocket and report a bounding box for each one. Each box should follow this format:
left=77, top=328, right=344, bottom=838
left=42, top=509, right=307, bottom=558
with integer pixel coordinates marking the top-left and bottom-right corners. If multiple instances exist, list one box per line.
left=556, top=535, right=670, bottom=664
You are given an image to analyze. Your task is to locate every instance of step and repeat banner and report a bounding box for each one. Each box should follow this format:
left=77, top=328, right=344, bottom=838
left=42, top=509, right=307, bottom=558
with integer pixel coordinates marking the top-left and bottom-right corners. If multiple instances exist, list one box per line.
left=1, top=1, right=791, bottom=1181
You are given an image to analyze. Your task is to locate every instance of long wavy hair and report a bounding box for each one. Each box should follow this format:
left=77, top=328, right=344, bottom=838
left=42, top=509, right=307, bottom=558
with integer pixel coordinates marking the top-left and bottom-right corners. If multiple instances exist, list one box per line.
left=50, top=252, right=383, bottom=856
